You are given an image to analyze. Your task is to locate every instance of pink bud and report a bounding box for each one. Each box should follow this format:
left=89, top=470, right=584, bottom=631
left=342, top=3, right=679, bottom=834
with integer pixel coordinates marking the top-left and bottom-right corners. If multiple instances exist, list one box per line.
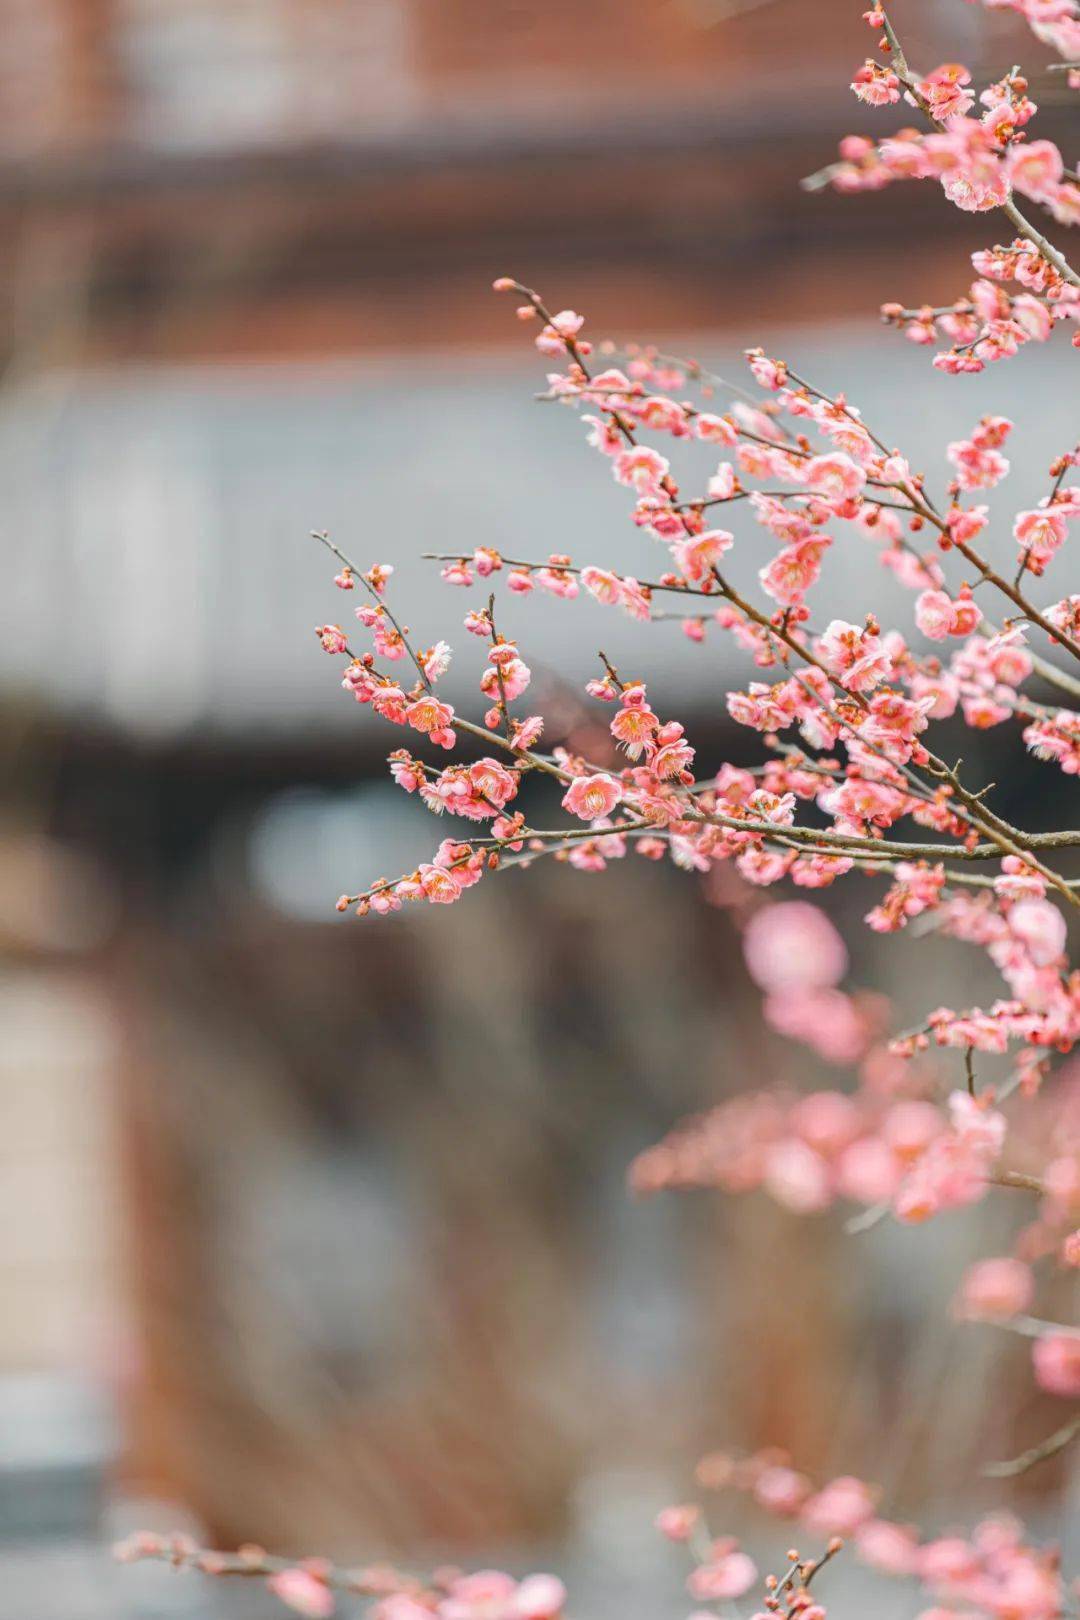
left=267, top=1569, right=335, bottom=1618
left=955, top=1258, right=1033, bottom=1321
left=655, top=1505, right=700, bottom=1543
left=1032, top=1334, right=1080, bottom=1398
left=514, top=1575, right=567, bottom=1620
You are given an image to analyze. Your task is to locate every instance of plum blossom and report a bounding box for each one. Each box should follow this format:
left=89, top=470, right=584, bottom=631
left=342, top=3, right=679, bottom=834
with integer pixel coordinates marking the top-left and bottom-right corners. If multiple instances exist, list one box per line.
left=802, top=1476, right=878, bottom=1537
left=268, top=1570, right=335, bottom=1618
left=687, top=1550, right=758, bottom=1601
left=955, top=1257, right=1034, bottom=1319
left=117, top=4, right=1080, bottom=1610
left=1008, top=899, right=1067, bottom=966
left=315, top=624, right=349, bottom=655
left=655, top=1504, right=700, bottom=1542
left=852, top=60, right=901, bottom=104
left=534, top=309, right=587, bottom=357
left=673, top=530, right=734, bottom=583
left=562, top=774, right=624, bottom=821
left=915, top=588, right=982, bottom=640
left=1032, top=1334, right=1080, bottom=1397
left=1013, top=506, right=1071, bottom=575
left=804, top=453, right=867, bottom=506
left=818, top=619, right=891, bottom=692
left=743, top=902, right=848, bottom=992
left=613, top=446, right=670, bottom=495
left=405, top=695, right=457, bottom=748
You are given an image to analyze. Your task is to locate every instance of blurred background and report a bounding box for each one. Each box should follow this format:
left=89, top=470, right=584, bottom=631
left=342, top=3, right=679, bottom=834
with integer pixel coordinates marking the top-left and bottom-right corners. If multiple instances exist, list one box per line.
left=1, top=0, right=1078, bottom=1615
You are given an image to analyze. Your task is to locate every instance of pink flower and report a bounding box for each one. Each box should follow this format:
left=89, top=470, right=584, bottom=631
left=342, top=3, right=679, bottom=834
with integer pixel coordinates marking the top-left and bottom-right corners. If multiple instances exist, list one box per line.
left=746, top=349, right=788, bottom=389
left=267, top=1570, right=334, bottom=1618
left=1006, top=139, right=1064, bottom=198
left=866, top=862, right=945, bottom=932
left=388, top=751, right=424, bottom=793
left=836, top=1137, right=903, bottom=1204
left=937, top=130, right=1010, bottom=213
left=673, top=530, right=734, bottom=583
left=635, top=395, right=691, bottom=436
left=421, top=641, right=453, bottom=681
left=695, top=413, right=738, bottom=446
left=406, top=695, right=455, bottom=736
left=818, top=619, right=891, bottom=692
left=792, top=1091, right=861, bottom=1156
left=851, top=60, right=901, bottom=104
left=860, top=692, right=932, bottom=763
left=762, top=1138, right=832, bottom=1213
left=743, top=902, right=848, bottom=993
left=893, top=1119, right=1000, bottom=1224
left=655, top=1504, right=700, bottom=1542
left=535, top=309, right=586, bottom=356
left=1013, top=507, right=1070, bottom=575
left=535, top=557, right=580, bottom=599
left=766, top=987, right=872, bottom=1065
left=469, top=758, right=519, bottom=811
left=947, top=433, right=1010, bottom=490
left=856, top=1519, right=920, bottom=1576
left=613, top=446, right=670, bottom=496
left=315, top=624, right=349, bottom=655
left=922, top=62, right=974, bottom=121
left=915, top=590, right=955, bottom=640
left=708, top=462, right=737, bottom=499
left=418, top=862, right=465, bottom=904
left=562, top=773, right=623, bottom=820
left=440, top=1572, right=519, bottom=1620
left=947, top=1090, right=1006, bottom=1155
left=610, top=692, right=660, bottom=760
left=510, top=715, right=544, bottom=752
left=513, top=1577, right=566, bottom=1620
left=473, top=547, right=502, bottom=578
left=1032, top=1333, right=1080, bottom=1398
left=955, top=1258, right=1034, bottom=1320
left=441, top=560, right=474, bottom=587
left=581, top=566, right=623, bottom=606
left=483, top=644, right=532, bottom=702
left=688, top=1551, right=758, bottom=1601
left=752, top=1465, right=811, bottom=1515
left=759, top=538, right=830, bottom=606
left=802, top=1475, right=877, bottom=1537
left=371, top=685, right=409, bottom=724
left=650, top=722, right=696, bottom=779
left=380, top=1599, right=437, bottom=1620
left=1046, top=596, right=1080, bottom=637
left=1008, top=898, right=1067, bottom=965
left=949, top=504, right=989, bottom=544
left=805, top=453, right=867, bottom=505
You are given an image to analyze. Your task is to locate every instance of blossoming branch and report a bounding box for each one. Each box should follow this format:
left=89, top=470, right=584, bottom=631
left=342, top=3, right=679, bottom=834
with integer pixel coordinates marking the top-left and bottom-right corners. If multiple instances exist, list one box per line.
left=120, top=2, right=1079, bottom=1617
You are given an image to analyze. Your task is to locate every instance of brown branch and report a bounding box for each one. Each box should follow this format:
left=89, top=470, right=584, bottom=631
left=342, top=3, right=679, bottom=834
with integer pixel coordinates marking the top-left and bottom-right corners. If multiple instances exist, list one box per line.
left=312, top=530, right=433, bottom=692
left=985, top=1414, right=1080, bottom=1479
left=878, top=5, right=1080, bottom=290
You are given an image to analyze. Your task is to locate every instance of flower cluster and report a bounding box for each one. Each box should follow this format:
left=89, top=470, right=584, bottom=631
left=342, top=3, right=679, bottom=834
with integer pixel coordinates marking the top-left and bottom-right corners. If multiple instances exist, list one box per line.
left=309, top=258, right=1078, bottom=1529
left=666, top=1448, right=1068, bottom=1620
left=121, top=3, right=1078, bottom=1616
left=114, top=1535, right=568, bottom=1620
left=808, top=0, right=1080, bottom=371
left=316, top=241, right=1078, bottom=1432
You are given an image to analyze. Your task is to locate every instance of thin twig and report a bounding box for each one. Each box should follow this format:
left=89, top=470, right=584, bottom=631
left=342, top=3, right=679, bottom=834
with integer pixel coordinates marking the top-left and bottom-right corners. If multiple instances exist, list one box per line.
left=985, top=1414, right=1080, bottom=1478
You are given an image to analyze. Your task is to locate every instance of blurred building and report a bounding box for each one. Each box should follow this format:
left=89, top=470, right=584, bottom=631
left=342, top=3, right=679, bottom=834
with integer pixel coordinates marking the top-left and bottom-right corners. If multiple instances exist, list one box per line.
left=3, top=0, right=1071, bottom=376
